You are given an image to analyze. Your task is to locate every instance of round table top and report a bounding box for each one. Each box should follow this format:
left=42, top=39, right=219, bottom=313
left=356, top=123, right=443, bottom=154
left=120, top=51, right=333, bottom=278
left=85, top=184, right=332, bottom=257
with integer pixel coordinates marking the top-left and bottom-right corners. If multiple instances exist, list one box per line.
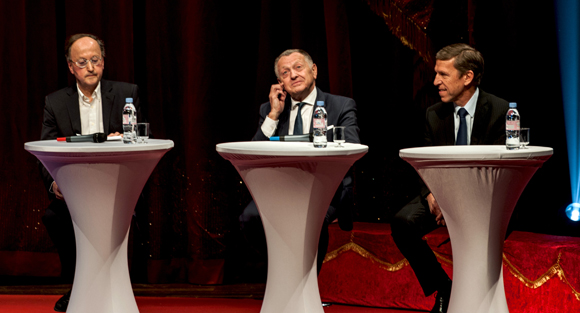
left=399, top=145, right=553, bottom=160
left=25, top=139, right=174, bottom=153
left=216, top=141, right=368, bottom=156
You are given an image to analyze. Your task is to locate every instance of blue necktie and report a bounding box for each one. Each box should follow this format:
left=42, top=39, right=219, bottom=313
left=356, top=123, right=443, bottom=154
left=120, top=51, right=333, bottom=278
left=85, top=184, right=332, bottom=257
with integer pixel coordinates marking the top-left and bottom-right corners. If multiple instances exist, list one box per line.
left=456, top=108, right=468, bottom=145
left=294, top=102, right=305, bottom=135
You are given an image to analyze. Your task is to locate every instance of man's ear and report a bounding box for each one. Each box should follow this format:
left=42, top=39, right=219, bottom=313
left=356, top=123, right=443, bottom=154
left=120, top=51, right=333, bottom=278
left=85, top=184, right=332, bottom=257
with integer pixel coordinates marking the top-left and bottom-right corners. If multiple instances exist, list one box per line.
left=312, top=63, right=318, bottom=79
left=463, top=70, right=474, bottom=86
left=68, top=62, right=74, bottom=74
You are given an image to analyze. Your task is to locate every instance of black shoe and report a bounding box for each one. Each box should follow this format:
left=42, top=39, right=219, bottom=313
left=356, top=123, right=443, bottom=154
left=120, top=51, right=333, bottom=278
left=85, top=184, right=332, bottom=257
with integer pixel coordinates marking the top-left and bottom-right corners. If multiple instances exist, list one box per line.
left=54, top=290, right=71, bottom=312
left=430, top=289, right=450, bottom=313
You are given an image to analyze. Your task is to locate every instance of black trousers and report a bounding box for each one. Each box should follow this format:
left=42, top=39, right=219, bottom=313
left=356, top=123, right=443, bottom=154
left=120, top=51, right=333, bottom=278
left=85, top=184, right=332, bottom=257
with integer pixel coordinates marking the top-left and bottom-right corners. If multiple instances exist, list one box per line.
left=239, top=200, right=336, bottom=275
left=42, top=197, right=148, bottom=284
left=390, top=194, right=450, bottom=297
left=42, top=200, right=76, bottom=283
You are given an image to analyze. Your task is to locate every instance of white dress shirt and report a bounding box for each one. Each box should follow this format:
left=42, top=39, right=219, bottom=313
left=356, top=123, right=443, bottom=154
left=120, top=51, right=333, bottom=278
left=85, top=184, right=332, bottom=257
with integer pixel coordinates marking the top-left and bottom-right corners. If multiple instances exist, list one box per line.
left=261, top=88, right=318, bottom=137
left=77, top=82, right=104, bottom=135
left=453, top=88, right=479, bottom=145
left=52, top=82, right=105, bottom=193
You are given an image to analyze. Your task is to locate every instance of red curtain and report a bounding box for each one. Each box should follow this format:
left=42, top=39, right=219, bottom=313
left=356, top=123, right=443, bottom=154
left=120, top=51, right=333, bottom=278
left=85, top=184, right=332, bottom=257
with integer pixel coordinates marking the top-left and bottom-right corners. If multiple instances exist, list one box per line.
left=0, top=0, right=372, bottom=284
left=0, top=1, right=58, bottom=276
left=0, top=0, right=574, bottom=285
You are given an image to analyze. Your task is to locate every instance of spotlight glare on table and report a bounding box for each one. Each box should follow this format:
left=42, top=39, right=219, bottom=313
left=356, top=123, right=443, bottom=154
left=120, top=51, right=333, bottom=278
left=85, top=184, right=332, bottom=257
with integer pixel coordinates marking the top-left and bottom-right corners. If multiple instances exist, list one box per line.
left=566, top=203, right=580, bottom=221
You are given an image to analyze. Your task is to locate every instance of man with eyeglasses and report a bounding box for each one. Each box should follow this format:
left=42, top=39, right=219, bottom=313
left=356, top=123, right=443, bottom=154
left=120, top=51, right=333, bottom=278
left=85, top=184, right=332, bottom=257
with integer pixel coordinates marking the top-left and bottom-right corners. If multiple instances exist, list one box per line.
left=39, top=33, right=141, bottom=312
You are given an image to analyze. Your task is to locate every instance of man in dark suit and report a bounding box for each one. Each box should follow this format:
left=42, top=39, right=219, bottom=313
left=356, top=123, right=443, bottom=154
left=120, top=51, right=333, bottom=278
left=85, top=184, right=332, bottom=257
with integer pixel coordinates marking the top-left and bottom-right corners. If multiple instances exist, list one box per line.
left=240, top=49, right=360, bottom=277
left=40, top=33, right=140, bottom=312
left=391, top=43, right=508, bottom=313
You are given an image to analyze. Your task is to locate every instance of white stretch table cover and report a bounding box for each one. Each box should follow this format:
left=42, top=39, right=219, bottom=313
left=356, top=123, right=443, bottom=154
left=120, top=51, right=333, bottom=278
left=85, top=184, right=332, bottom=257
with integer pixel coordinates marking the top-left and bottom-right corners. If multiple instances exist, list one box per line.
left=217, top=142, right=368, bottom=313
left=25, top=139, right=173, bottom=313
left=399, top=145, right=552, bottom=313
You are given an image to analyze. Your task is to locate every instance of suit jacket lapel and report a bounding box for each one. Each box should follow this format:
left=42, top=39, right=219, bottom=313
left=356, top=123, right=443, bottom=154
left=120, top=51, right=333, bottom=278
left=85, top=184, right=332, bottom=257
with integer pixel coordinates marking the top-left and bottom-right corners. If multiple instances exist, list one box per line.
left=442, top=103, right=455, bottom=145
left=280, top=87, right=322, bottom=135
left=471, top=92, right=490, bottom=145
left=65, top=86, right=82, bottom=135
left=101, top=80, right=114, bottom=134
left=278, top=96, right=292, bottom=136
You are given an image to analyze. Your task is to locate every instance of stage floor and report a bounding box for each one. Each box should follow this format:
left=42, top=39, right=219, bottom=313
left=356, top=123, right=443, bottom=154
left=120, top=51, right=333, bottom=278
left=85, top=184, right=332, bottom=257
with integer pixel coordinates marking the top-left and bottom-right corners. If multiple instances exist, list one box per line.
left=0, top=294, right=423, bottom=313
left=0, top=283, right=425, bottom=312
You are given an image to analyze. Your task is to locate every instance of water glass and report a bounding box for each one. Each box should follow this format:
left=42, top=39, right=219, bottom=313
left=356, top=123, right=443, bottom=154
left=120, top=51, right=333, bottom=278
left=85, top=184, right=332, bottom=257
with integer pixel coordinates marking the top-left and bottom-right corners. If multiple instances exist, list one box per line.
left=136, top=123, right=149, bottom=144
left=519, top=128, right=530, bottom=149
left=333, top=126, right=346, bottom=147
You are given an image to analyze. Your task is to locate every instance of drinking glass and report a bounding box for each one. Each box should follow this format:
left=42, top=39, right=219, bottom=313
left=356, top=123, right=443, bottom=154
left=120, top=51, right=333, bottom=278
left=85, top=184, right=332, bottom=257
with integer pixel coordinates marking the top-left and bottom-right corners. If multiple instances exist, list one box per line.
left=136, top=123, right=149, bottom=144
left=333, top=126, right=346, bottom=147
left=519, top=127, right=530, bottom=149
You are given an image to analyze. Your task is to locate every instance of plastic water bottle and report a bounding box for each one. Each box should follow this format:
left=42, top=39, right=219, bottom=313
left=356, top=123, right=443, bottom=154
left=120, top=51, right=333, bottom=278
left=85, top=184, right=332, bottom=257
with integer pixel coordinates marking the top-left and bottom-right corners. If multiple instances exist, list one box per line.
left=313, top=101, right=327, bottom=148
left=123, top=98, right=137, bottom=144
left=506, top=102, right=520, bottom=150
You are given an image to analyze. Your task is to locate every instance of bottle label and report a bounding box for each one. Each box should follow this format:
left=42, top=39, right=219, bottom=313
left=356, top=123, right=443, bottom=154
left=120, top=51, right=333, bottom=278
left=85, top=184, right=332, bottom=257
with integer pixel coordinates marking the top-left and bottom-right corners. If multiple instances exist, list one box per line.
left=313, top=118, right=326, bottom=129
left=506, top=120, right=520, bottom=131
left=123, top=114, right=130, bottom=125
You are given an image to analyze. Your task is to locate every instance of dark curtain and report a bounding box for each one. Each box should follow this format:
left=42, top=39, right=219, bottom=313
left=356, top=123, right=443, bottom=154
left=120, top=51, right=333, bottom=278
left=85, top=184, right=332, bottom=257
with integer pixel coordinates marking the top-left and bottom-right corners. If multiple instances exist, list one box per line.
left=0, top=0, right=575, bottom=284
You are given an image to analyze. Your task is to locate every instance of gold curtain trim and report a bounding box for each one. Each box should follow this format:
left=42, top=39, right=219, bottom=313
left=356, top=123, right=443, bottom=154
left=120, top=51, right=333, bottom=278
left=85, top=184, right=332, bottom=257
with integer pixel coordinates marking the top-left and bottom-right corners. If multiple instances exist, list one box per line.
left=324, top=240, right=580, bottom=301
left=324, top=241, right=409, bottom=272
left=365, top=0, right=433, bottom=64
left=432, top=250, right=453, bottom=266
left=503, top=253, right=580, bottom=301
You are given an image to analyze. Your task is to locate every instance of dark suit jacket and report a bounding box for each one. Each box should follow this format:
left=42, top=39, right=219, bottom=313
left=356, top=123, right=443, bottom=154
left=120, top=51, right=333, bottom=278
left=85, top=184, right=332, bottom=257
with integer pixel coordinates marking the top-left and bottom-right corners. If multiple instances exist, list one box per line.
left=252, top=87, right=360, bottom=143
left=251, top=87, right=361, bottom=230
left=419, top=89, right=508, bottom=197
left=40, top=79, right=140, bottom=196
left=424, top=89, right=508, bottom=146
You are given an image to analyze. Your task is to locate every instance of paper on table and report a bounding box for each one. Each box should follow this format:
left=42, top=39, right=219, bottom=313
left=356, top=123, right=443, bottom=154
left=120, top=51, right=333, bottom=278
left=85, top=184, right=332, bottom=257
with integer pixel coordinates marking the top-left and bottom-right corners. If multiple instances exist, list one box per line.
left=107, top=136, right=122, bottom=141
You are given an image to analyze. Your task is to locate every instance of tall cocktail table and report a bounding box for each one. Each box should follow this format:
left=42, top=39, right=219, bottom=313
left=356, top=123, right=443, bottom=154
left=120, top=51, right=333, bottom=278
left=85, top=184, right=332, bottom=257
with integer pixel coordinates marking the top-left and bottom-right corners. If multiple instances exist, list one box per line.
left=25, top=139, right=173, bottom=313
left=399, top=145, right=552, bottom=313
left=217, top=141, right=368, bottom=313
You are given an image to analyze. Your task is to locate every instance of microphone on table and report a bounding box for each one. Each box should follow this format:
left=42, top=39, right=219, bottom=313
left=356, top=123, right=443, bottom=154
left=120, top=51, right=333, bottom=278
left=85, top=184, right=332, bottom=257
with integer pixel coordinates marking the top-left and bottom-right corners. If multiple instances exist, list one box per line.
left=57, top=133, right=107, bottom=143
left=270, top=133, right=314, bottom=142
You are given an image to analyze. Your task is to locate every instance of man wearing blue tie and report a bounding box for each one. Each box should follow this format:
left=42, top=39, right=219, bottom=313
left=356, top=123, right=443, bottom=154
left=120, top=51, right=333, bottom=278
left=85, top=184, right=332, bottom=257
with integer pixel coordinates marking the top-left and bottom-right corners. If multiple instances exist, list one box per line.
left=240, top=49, right=360, bottom=278
left=390, top=43, right=509, bottom=313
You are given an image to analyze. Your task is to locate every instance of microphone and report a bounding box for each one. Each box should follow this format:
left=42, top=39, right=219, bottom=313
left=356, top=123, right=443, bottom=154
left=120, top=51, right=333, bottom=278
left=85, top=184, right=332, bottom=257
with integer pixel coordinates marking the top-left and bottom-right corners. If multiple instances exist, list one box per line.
left=270, top=133, right=314, bottom=142
left=57, top=133, right=107, bottom=143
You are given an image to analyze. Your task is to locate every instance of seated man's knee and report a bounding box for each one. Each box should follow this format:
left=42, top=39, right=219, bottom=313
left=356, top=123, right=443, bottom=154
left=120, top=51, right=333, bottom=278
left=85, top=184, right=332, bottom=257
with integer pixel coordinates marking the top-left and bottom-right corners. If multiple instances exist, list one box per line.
left=239, top=200, right=261, bottom=229
left=392, top=209, right=415, bottom=230
left=391, top=201, right=426, bottom=239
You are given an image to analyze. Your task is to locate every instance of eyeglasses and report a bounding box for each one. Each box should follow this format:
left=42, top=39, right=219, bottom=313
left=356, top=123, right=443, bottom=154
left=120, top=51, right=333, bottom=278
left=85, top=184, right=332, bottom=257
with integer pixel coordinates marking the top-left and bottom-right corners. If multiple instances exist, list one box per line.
left=71, top=56, right=103, bottom=69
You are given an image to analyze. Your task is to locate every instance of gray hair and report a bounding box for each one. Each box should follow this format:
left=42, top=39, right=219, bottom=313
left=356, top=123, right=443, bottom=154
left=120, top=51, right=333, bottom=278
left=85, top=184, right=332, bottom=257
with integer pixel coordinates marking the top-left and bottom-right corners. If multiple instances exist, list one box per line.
left=274, top=49, right=314, bottom=79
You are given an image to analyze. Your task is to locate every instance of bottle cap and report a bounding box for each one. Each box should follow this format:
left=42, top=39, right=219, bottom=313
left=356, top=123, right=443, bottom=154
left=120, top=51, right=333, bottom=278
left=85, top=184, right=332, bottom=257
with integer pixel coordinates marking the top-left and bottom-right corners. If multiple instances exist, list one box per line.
left=316, top=101, right=324, bottom=106
left=509, top=102, right=517, bottom=108
left=126, top=98, right=133, bottom=103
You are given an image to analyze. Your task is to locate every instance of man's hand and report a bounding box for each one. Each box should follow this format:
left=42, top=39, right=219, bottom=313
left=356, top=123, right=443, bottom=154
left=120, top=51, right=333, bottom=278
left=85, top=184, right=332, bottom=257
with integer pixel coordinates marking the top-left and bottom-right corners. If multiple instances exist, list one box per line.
left=267, top=83, right=286, bottom=121
left=52, top=181, right=64, bottom=200
left=426, top=193, right=446, bottom=226
left=108, top=132, right=122, bottom=137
